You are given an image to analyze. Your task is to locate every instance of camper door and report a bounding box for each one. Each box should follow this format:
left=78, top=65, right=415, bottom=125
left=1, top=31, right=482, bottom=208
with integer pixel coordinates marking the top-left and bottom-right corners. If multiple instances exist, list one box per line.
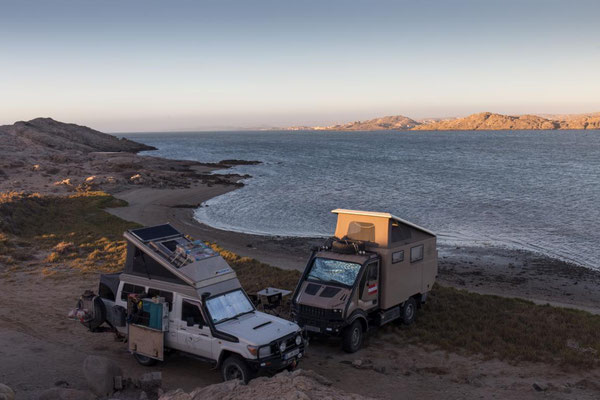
left=359, top=260, right=379, bottom=308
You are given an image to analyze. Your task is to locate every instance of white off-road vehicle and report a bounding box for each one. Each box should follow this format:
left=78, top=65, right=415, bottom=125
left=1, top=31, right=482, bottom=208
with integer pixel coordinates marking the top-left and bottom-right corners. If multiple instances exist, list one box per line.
left=75, top=224, right=306, bottom=383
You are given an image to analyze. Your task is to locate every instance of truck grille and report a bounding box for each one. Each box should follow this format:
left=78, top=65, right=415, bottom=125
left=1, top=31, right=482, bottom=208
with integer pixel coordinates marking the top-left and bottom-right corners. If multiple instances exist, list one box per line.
left=298, top=304, right=337, bottom=320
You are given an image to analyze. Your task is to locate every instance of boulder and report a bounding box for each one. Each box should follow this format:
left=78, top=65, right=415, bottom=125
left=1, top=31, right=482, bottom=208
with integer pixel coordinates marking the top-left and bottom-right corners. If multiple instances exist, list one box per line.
left=0, top=384, right=15, bottom=400
left=82, top=355, right=122, bottom=397
left=38, top=388, right=96, bottom=400
left=158, top=389, right=191, bottom=400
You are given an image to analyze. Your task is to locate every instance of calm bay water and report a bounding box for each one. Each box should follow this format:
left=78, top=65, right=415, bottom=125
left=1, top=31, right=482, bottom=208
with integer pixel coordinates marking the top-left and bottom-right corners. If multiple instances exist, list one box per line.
left=125, top=130, right=600, bottom=269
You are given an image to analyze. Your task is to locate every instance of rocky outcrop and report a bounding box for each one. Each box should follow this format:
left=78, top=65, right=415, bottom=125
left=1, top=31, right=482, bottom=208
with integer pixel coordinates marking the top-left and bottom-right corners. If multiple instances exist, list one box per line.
left=412, top=111, right=600, bottom=131
left=289, top=115, right=419, bottom=131
left=159, top=369, right=371, bottom=400
left=0, top=118, right=155, bottom=153
left=412, top=112, right=560, bottom=131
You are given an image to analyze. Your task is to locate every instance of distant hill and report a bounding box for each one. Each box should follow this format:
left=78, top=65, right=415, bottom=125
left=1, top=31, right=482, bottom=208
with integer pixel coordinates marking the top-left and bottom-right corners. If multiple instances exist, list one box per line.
left=0, top=118, right=155, bottom=152
left=413, top=112, right=600, bottom=131
left=286, top=111, right=600, bottom=132
left=288, top=115, right=419, bottom=131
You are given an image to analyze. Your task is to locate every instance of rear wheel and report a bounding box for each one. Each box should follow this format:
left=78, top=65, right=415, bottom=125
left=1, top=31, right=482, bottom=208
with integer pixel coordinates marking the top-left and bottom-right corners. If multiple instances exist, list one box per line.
left=221, top=355, right=251, bottom=383
left=402, top=298, right=417, bottom=325
left=133, top=353, right=157, bottom=366
left=342, top=320, right=364, bottom=353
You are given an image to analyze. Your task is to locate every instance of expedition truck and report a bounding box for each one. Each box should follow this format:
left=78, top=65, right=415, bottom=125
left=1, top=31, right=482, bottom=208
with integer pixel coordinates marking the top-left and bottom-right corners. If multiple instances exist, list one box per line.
left=75, top=224, right=306, bottom=383
left=291, top=209, right=437, bottom=353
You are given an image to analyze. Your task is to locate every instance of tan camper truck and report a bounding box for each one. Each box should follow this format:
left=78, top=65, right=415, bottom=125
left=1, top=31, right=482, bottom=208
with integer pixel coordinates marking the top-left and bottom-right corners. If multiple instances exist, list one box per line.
left=74, top=224, right=306, bottom=383
left=291, top=209, right=437, bottom=353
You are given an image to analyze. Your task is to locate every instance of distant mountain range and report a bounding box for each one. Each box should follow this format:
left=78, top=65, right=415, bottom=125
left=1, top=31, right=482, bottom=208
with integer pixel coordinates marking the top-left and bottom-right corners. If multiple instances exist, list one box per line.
left=286, top=112, right=600, bottom=131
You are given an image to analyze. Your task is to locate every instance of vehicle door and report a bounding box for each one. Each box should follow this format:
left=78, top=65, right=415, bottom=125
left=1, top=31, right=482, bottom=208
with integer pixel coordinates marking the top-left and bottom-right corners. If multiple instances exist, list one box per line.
left=172, top=297, right=215, bottom=359
left=358, top=260, right=379, bottom=309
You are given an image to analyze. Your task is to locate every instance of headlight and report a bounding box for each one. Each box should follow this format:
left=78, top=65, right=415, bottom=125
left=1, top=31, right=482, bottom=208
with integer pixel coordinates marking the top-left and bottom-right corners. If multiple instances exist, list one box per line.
left=258, top=346, right=272, bottom=358
left=333, top=309, right=343, bottom=313
left=279, top=341, right=287, bottom=353
left=247, top=345, right=258, bottom=357
left=295, top=334, right=302, bottom=346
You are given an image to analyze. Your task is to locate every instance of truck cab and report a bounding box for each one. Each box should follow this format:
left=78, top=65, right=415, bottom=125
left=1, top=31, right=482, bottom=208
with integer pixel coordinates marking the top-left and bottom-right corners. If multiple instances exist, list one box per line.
left=292, top=209, right=437, bottom=353
left=80, top=224, right=306, bottom=383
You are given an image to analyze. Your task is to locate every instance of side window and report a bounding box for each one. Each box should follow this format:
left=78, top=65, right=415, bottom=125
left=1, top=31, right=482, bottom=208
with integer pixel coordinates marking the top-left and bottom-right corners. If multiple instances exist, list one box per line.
left=367, top=263, right=378, bottom=281
left=120, top=283, right=145, bottom=301
left=392, top=250, right=404, bottom=264
left=181, top=300, right=204, bottom=326
left=98, top=282, right=116, bottom=301
left=148, top=288, right=174, bottom=311
left=410, top=244, right=424, bottom=263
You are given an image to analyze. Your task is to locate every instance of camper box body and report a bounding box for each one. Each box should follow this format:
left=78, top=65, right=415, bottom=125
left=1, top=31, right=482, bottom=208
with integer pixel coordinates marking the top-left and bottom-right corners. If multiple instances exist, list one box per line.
left=333, top=210, right=437, bottom=309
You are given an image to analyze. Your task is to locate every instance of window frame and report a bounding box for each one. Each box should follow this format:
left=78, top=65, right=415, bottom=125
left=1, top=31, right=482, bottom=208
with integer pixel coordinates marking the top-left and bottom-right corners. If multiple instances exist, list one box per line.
left=392, top=250, right=404, bottom=264
left=410, top=244, right=424, bottom=263
left=120, top=283, right=145, bottom=301
left=181, top=299, right=205, bottom=326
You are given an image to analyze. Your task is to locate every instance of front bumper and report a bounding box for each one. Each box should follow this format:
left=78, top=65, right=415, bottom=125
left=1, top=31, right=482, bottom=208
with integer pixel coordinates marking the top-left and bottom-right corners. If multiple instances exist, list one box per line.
left=293, top=305, right=346, bottom=336
left=248, top=332, right=308, bottom=372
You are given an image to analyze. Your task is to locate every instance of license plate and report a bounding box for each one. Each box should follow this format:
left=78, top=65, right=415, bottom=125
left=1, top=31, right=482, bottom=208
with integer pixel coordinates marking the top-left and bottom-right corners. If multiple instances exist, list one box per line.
left=305, top=325, right=320, bottom=333
left=284, top=348, right=300, bottom=360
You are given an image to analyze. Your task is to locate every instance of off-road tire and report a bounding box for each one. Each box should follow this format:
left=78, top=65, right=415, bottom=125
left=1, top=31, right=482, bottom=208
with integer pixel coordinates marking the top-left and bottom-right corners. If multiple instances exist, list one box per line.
left=342, top=320, right=364, bottom=353
left=402, top=297, right=417, bottom=325
left=133, top=353, right=157, bottom=366
left=222, top=355, right=251, bottom=383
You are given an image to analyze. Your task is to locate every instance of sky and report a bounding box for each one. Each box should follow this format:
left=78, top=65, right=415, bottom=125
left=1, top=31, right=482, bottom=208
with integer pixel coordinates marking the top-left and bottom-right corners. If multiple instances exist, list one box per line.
left=1, top=0, right=599, bottom=132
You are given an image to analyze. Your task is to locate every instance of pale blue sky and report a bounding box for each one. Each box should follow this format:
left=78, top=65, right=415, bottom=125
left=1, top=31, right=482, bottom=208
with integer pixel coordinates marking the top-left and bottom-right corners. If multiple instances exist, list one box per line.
left=1, top=0, right=599, bottom=132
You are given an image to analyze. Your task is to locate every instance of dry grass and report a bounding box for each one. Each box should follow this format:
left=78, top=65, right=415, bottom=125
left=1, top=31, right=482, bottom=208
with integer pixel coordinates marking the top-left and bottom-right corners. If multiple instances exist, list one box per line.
left=379, top=284, right=600, bottom=368
left=0, top=191, right=138, bottom=273
left=208, top=243, right=301, bottom=294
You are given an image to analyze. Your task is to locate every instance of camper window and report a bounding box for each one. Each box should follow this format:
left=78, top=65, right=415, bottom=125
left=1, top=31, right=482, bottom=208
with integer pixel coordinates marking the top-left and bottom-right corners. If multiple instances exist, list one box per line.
left=120, top=283, right=145, bottom=301
left=181, top=300, right=204, bottom=326
left=148, top=288, right=173, bottom=311
left=410, top=245, right=424, bottom=263
left=392, top=250, right=404, bottom=264
left=347, top=221, right=376, bottom=242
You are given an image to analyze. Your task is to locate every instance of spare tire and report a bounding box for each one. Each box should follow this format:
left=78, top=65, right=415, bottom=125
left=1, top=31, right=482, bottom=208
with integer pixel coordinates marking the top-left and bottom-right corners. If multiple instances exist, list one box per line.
left=332, top=240, right=365, bottom=254
left=77, top=295, right=107, bottom=332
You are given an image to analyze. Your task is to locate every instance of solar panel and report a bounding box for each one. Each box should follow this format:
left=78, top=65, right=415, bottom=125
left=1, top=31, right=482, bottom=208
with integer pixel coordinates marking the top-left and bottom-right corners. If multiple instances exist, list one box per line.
left=130, top=224, right=181, bottom=242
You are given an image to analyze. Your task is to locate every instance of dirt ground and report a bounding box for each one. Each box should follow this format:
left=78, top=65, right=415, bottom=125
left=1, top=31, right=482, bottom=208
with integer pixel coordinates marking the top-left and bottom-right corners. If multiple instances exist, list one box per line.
left=2, top=262, right=600, bottom=400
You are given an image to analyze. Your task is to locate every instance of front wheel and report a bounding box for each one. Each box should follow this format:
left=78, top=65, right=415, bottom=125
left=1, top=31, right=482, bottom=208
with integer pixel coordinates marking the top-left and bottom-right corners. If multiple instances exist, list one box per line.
left=221, top=355, right=251, bottom=383
left=133, top=353, right=157, bottom=366
left=342, top=320, right=364, bottom=353
left=402, top=297, right=417, bottom=325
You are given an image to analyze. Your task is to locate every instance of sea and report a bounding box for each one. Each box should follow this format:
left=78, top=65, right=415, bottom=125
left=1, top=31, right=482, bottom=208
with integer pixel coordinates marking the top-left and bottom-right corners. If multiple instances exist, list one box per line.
left=123, top=130, right=600, bottom=270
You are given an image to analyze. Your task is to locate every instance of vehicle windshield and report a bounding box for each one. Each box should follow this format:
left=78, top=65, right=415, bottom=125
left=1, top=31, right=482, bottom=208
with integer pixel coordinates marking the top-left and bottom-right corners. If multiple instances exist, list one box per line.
left=205, top=289, right=254, bottom=324
left=307, top=258, right=362, bottom=287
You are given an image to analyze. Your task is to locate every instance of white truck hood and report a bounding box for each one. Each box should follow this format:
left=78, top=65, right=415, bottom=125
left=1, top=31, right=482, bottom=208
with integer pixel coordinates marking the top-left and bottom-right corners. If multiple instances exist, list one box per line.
left=216, top=311, right=299, bottom=346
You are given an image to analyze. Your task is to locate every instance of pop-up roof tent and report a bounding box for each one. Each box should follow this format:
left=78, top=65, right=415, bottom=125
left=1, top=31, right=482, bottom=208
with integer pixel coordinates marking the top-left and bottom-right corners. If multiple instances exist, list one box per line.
left=116, top=224, right=241, bottom=298
left=332, top=209, right=435, bottom=248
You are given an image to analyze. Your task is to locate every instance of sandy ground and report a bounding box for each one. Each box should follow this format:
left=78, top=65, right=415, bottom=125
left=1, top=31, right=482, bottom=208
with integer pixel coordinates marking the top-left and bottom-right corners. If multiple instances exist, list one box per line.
left=2, top=258, right=600, bottom=400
